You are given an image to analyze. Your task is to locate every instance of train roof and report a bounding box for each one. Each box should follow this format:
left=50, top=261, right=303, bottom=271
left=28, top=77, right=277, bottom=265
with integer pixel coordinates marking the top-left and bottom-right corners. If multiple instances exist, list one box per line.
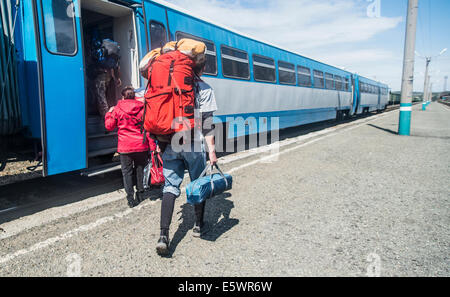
left=148, top=0, right=388, bottom=86
left=149, top=1, right=350, bottom=72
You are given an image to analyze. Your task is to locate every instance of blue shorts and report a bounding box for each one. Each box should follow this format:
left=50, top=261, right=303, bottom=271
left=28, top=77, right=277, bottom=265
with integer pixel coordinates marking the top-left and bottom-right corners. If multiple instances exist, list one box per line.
left=162, top=142, right=206, bottom=197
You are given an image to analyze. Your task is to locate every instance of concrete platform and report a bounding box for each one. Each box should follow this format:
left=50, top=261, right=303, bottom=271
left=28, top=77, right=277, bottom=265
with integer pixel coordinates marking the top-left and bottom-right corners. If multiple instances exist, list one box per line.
left=0, top=103, right=449, bottom=276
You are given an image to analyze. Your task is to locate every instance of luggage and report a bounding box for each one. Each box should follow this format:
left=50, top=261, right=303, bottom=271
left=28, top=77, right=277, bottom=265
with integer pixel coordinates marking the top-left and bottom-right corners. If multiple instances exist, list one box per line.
left=139, top=38, right=206, bottom=80
left=143, top=50, right=196, bottom=135
left=163, top=39, right=206, bottom=64
left=139, top=48, right=162, bottom=79
left=102, top=39, right=120, bottom=56
left=150, top=151, right=165, bottom=185
left=143, top=151, right=165, bottom=188
left=186, top=164, right=233, bottom=205
left=96, top=39, right=120, bottom=70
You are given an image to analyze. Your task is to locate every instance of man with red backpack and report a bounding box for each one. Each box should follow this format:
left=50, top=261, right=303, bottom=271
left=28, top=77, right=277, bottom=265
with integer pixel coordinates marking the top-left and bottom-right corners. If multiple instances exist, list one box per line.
left=153, top=60, right=218, bottom=256
left=105, top=86, right=157, bottom=208
left=140, top=39, right=218, bottom=255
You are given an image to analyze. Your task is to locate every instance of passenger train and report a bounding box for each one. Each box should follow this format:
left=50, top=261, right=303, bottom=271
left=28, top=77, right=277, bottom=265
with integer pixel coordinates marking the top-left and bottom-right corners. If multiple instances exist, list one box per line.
left=0, top=0, right=389, bottom=177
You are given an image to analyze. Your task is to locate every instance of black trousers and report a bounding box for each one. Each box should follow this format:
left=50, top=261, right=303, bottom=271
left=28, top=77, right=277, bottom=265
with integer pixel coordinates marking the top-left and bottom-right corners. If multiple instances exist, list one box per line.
left=120, top=152, right=148, bottom=198
left=160, top=192, right=206, bottom=235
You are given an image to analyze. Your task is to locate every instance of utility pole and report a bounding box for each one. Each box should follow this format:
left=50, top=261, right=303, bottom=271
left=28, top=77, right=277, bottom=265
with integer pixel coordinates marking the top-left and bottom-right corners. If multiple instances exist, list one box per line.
left=417, top=48, right=448, bottom=109
left=398, top=0, right=418, bottom=136
left=422, top=59, right=431, bottom=110
left=429, top=83, right=433, bottom=101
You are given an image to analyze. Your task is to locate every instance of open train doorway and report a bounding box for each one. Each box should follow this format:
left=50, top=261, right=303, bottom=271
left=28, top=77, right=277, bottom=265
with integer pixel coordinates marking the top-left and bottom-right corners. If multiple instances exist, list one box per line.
left=79, top=0, right=141, bottom=168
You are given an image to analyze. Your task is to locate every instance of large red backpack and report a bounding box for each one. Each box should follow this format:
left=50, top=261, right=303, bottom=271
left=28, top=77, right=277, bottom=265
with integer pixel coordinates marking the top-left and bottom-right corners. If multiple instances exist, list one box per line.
left=143, top=50, right=196, bottom=136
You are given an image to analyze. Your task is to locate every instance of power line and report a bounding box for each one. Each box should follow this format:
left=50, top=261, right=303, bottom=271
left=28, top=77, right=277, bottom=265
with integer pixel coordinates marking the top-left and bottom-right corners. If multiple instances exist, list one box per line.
left=428, top=0, right=432, bottom=55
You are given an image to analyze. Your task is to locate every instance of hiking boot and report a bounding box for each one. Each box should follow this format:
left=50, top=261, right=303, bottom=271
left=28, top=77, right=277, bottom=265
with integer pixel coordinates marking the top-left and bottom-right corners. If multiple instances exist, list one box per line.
left=156, top=236, right=170, bottom=256
left=192, top=222, right=205, bottom=238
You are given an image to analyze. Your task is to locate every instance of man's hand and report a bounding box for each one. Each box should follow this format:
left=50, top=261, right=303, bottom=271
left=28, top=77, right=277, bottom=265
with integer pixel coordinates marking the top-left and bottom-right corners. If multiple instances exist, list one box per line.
left=108, top=106, right=114, bottom=113
left=156, top=144, right=161, bottom=153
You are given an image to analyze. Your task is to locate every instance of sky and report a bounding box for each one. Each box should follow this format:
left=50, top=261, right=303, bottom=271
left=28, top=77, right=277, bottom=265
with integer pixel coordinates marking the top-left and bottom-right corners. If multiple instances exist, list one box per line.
left=164, top=0, right=450, bottom=92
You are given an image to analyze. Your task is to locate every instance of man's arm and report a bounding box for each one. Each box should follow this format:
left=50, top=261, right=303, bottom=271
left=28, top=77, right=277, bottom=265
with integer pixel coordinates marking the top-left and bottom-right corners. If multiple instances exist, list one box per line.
left=202, top=112, right=217, bottom=165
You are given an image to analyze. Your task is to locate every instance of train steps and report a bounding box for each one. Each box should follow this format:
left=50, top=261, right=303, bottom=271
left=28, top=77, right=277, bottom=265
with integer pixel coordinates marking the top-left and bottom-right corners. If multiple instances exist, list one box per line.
left=87, top=116, right=117, bottom=158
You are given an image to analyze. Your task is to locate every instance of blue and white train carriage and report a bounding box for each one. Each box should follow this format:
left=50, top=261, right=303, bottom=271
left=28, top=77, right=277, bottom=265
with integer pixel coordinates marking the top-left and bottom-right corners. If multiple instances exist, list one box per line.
left=2, top=0, right=389, bottom=177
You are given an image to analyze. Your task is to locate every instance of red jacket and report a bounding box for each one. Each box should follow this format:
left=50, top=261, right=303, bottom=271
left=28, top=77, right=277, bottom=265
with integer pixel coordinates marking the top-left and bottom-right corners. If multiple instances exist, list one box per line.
left=105, top=99, right=156, bottom=153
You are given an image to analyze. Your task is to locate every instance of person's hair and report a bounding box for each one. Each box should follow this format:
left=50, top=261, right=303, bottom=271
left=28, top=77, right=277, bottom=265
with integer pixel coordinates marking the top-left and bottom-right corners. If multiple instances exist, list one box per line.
left=193, top=60, right=206, bottom=76
left=121, top=86, right=135, bottom=99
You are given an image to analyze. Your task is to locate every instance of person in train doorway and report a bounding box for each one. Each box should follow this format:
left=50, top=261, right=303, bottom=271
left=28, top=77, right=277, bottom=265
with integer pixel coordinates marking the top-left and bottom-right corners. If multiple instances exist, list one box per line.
left=156, top=59, right=218, bottom=256
left=92, top=36, right=122, bottom=121
left=105, top=86, right=157, bottom=208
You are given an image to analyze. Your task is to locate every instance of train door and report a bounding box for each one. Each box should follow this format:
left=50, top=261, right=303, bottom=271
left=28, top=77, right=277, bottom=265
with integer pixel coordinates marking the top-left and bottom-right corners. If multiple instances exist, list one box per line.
left=79, top=0, right=141, bottom=164
left=143, top=1, right=171, bottom=49
left=33, top=0, right=86, bottom=176
left=376, top=86, right=381, bottom=110
left=350, top=74, right=360, bottom=116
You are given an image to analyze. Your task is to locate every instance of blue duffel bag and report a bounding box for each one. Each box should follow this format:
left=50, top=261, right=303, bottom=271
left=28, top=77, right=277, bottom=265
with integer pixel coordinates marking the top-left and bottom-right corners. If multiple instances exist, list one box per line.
left=186, top=164, right=232, bottom=205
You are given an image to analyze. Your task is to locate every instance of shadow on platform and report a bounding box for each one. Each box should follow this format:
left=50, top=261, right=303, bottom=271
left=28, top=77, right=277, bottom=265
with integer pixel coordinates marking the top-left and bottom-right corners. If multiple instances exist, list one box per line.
left=162, top=192, right=238, bottom=258
left=367, top=124, right=398, bottom=135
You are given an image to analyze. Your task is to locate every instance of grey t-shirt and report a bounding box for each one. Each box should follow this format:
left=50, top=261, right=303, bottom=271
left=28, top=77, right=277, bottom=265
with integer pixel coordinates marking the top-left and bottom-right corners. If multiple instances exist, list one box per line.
left=195, top=80, right=218, bottom=113
left=194, top=80, right=218, bottom=140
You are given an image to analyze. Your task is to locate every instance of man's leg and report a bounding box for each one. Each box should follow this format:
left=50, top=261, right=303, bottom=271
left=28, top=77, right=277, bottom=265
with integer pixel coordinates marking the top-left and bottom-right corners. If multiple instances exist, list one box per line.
left=94, top=73, right=109, bottom=119
left=184, top=144, right=207, bottom=235
left=157, top=145, right=185, bottom=255
left=159, top=146, right=185, bottom=234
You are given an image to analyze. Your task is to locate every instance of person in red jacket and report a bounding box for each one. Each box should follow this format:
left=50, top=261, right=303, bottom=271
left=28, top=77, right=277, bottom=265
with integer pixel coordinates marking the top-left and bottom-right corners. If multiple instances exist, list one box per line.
left=105, top=86, right=156, bottom=208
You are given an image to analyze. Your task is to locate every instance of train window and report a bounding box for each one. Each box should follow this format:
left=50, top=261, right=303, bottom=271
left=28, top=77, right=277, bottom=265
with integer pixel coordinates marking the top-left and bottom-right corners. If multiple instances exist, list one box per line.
left=334, top=75, right=343, bottom=91
left=150, top=21, right=167, bottom=50
left=325, top=73, right=334, bottom=89
left=344, top=77, right=350, bottom=91
left=313, top=70, right=324, bottom=88
left=298, top=66, right=312, bottom=87
left=253, top=55, right=276, bottom=83
left=176, top=32, right=217, bottom=75
left=41, top=0, right=77, bottom=55
left=278, top=61, right=296, bottom=85
left=221, top=45, right=250, bottom=79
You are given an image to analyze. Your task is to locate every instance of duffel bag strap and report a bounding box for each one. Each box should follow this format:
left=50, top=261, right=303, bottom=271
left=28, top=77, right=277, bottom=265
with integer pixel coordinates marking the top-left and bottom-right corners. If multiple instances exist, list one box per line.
left=212, top=164, right=228, bottom=188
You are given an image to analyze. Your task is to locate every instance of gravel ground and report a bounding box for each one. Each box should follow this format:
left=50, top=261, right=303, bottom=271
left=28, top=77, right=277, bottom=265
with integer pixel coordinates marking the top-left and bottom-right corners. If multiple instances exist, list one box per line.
left=0, top=103, right=448, bottom=276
